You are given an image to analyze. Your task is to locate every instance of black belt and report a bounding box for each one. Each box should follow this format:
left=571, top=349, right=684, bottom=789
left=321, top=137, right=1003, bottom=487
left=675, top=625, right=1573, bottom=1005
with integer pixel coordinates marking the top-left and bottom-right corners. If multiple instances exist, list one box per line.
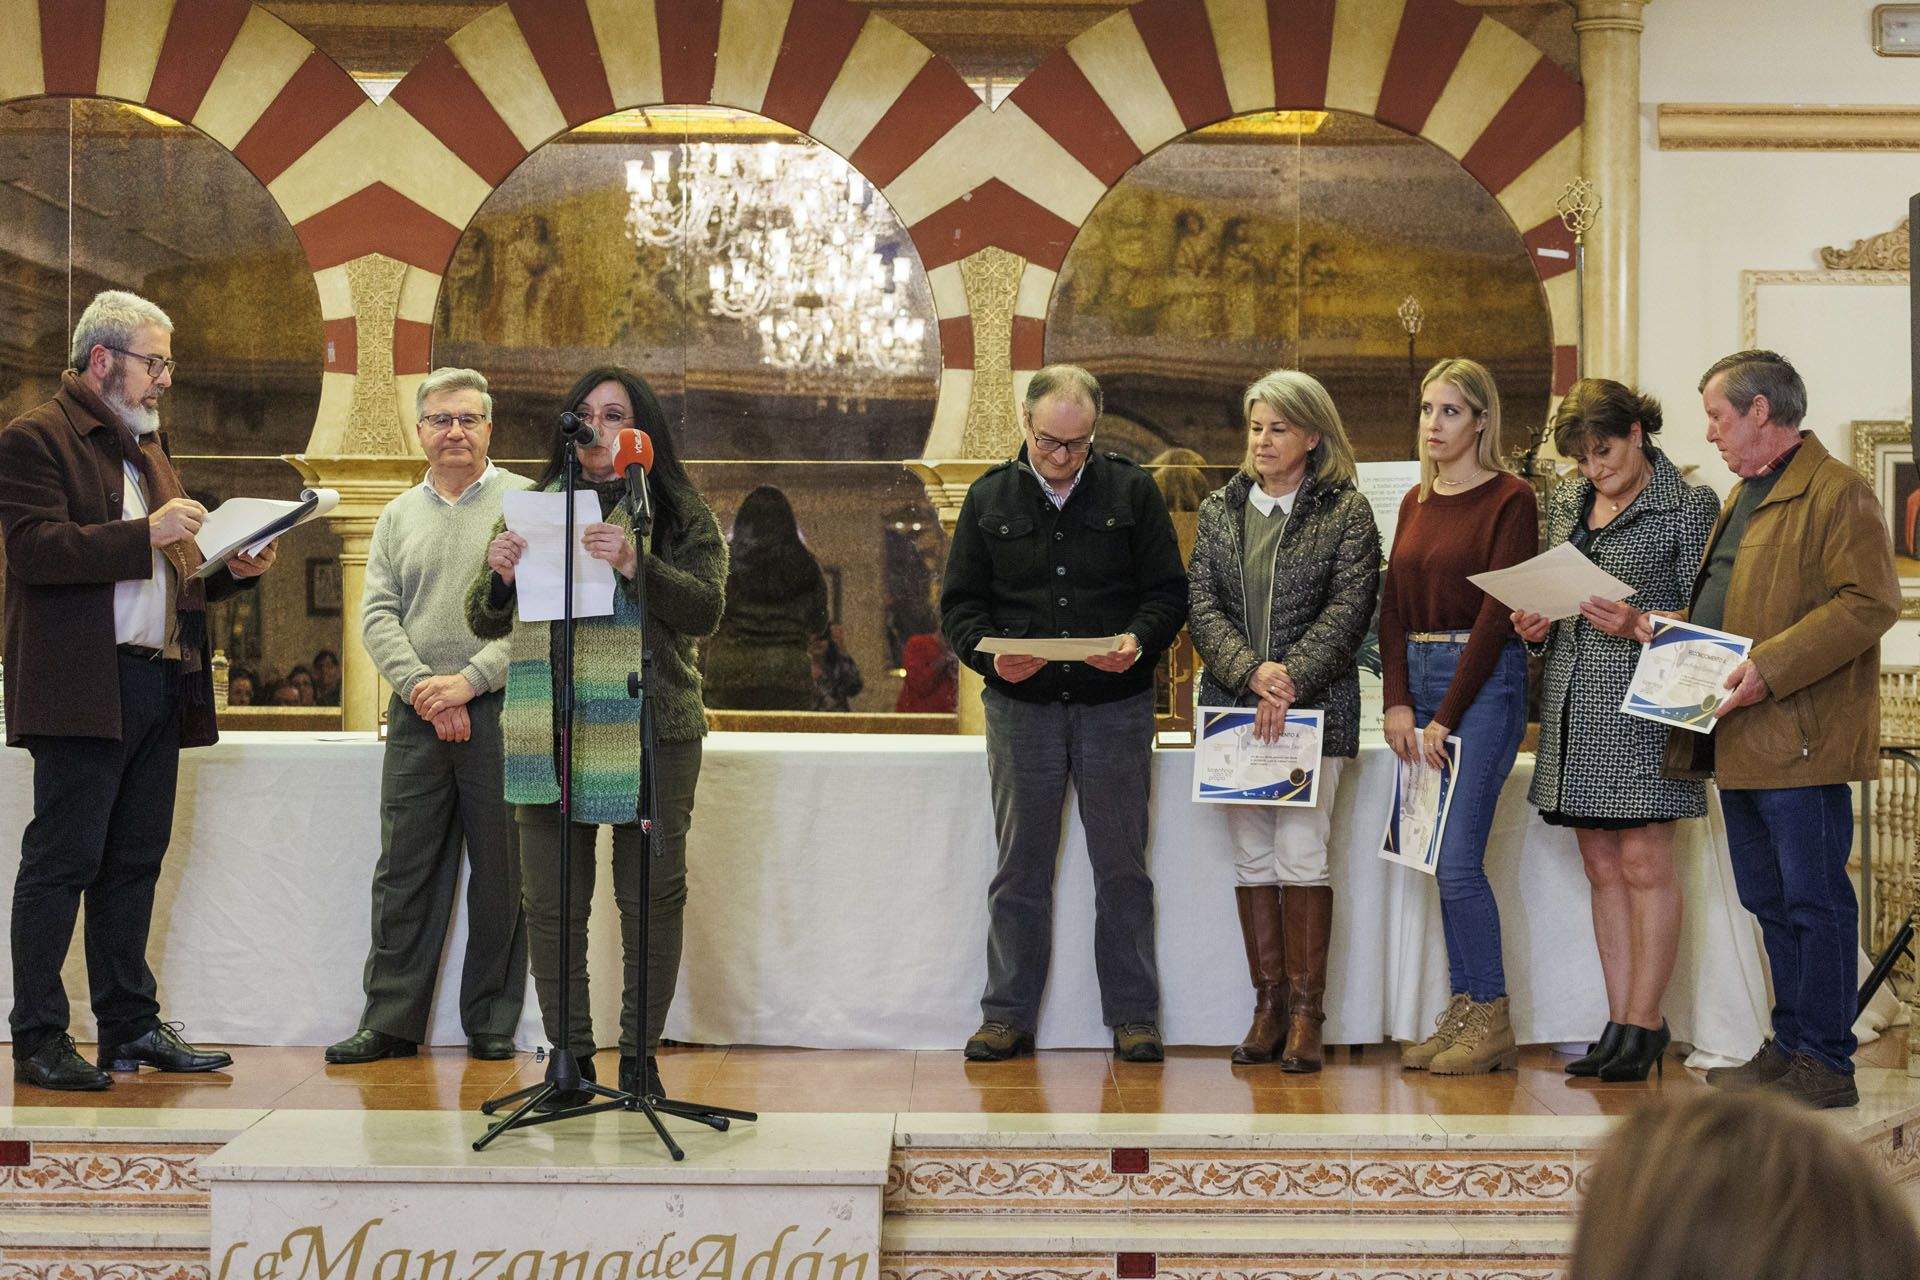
left=117, top=643, right=171, bottom=662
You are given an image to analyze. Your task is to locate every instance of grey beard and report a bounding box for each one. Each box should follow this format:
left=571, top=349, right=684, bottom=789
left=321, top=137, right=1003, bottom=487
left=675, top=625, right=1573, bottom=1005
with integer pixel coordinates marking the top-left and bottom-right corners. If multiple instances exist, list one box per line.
left=102, top=380, right=159, bottom=435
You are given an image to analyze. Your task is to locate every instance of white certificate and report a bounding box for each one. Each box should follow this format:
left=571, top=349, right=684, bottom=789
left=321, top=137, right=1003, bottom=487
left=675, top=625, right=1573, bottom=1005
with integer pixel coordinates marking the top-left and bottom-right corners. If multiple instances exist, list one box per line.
left=1620, top=616, right=1753, bottom=734
left=976, top=634, right=1127, bottom=662
left=1466, top=541, right=1634, bottom=621
left=1192, top=707, right=1325, bottom=806
left=501, top=489, right=617, bottom=623
left=1377, top=736, right=1461, bottom=876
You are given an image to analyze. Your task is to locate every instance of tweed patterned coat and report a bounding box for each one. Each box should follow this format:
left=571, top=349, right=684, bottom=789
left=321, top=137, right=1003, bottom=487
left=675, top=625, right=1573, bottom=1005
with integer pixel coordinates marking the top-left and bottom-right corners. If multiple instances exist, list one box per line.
left=1529, top=448, right=1720, bottom=822
left=1188, top=470, right=1380, bottom=758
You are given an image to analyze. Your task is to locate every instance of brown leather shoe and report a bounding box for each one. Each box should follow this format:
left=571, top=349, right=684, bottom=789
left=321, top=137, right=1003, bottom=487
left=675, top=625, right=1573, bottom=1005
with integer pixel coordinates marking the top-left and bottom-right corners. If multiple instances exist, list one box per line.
left=1231, top=885, right=1287, bottom=1064
left=1278, top=886, right=1332, bottom=1073
left=1768, top=1053, right=1858, bottom=1109
left=1705, top=1038, right=1791, bottom=1091
left=964, top=1021, right=1034, bottom=1061
left=1113, top=1022, right=1164, bottom=1063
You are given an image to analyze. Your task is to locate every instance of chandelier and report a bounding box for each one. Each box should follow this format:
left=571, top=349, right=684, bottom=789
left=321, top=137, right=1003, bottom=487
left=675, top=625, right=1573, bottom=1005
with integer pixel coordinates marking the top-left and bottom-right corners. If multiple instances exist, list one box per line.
left=623, top=141, right=930, bottom=384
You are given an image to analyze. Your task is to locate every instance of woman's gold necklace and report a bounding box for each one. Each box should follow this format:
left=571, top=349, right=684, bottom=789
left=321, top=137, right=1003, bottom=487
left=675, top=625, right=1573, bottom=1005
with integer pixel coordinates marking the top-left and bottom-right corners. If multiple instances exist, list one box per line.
left=1434, top=468, right=1488, bottom=491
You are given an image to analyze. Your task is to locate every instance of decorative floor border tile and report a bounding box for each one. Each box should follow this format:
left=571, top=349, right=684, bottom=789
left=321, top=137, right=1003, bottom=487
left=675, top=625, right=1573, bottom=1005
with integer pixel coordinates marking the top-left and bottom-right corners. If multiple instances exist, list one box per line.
left=0, top=1255, right=210, bottom=1280
left=0, top=1143, right=217, bottom=1210
left=881, top=1252, right=1565, bottom=1280
left=889, top=1151, right=1584, bottom=1216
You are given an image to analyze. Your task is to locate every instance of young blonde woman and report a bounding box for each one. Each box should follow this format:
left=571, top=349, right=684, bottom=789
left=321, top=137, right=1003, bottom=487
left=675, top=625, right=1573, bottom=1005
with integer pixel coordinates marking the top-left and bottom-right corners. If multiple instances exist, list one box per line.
left=1187, top=371, right=1380, bottom=1071
left=1379, top=358, right=1538, bottom=1075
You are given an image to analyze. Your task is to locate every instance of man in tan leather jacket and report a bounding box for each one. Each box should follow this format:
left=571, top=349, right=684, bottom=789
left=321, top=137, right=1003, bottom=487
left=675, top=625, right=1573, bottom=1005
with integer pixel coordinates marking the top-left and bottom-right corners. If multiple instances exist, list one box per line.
left=1623, top=350, right=1896, bottom=1109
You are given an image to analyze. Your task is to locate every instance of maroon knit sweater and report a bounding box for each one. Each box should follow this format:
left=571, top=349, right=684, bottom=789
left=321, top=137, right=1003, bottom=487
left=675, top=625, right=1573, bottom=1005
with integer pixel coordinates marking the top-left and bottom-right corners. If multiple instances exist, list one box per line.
left=1378, top=473, right=1539, bottom=731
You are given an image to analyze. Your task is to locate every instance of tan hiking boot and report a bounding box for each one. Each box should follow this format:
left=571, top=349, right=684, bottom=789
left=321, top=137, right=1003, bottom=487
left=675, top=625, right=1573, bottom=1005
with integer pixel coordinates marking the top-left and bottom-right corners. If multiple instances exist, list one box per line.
left=1401, top=993, right=1471, bottom=1070
left=1429, top=996, right=1517, bottom=1075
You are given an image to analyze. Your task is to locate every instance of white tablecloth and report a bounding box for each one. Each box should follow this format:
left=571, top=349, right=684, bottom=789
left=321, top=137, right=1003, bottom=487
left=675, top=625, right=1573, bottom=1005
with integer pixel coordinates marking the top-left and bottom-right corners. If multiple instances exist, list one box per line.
left=0, top=732, right=1771, bottom=1062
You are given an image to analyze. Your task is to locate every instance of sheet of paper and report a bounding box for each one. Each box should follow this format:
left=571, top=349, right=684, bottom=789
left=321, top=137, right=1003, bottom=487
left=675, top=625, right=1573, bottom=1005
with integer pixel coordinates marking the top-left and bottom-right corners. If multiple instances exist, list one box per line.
left=1192, top=707, right=1325, bottom=806
left=501, top=489, right=617, bottom=623
left=1466, top=541, right=1635, bottom=621
left=193, top=488, right=340, bottom=575
left=976, top=634, right=1127, bottom=662
left=1620, top=617, right=1753, bottom=734
left=1356, top=460, right=1423, bottom=557
left=1378, top=736, right=1461, bottom=875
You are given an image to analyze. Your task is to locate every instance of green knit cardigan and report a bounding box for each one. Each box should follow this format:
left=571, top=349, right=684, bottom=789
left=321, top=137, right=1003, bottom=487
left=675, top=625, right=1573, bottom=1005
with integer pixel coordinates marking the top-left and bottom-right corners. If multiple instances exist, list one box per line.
left=467, top=476, right=728, bottom=823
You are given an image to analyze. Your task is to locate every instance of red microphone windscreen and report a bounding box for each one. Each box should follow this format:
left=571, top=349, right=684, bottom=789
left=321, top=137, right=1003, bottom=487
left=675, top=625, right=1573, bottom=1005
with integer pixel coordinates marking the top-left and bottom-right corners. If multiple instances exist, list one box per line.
left=613, top=427, right=654, bottom=474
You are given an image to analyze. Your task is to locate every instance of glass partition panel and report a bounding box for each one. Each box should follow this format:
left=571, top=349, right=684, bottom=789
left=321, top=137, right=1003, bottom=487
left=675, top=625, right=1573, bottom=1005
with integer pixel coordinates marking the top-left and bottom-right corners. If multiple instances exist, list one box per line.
left=0, top=97, right=328, bottom=712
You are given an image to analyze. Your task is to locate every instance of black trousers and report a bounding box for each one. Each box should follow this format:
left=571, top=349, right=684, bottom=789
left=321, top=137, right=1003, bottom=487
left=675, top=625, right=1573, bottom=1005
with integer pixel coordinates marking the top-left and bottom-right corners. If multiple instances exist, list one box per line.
left=10, top=653, right=179, bottom=1059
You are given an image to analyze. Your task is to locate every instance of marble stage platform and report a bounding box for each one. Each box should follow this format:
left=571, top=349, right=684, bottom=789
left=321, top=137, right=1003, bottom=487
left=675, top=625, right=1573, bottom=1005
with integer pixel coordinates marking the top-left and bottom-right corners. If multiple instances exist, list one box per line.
left=3, top=1043, right=1917, bottom=1279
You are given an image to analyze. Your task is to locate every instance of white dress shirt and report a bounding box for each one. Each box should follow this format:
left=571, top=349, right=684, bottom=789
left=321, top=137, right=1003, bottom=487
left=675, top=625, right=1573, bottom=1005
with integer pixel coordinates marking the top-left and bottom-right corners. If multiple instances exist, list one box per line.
left=112, top=436, right=172, bottom=648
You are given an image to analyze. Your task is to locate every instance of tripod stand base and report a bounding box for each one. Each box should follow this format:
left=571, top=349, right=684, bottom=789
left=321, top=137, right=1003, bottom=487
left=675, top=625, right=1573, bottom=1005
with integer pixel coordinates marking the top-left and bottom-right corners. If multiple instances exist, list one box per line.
left=474, top=1079, right=758, bottom=1157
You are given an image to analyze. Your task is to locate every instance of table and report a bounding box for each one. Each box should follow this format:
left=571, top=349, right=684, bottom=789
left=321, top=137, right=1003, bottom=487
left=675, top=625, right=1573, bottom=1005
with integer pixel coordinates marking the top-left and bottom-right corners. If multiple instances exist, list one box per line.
left=0, top=733, right=1772, bottom=1063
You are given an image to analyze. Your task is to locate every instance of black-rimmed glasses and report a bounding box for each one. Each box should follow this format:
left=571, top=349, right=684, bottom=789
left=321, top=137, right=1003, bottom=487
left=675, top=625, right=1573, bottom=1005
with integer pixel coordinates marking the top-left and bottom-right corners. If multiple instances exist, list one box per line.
left=105, top=346, right=177, bottom=379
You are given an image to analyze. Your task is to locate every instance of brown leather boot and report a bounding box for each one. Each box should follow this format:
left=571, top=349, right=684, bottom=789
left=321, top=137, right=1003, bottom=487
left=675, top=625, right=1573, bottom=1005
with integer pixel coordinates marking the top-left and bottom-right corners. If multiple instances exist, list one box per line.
left=1231, top=885, right=1286, bottom=1064
left=1278, top=885, right=1333, bottom=1073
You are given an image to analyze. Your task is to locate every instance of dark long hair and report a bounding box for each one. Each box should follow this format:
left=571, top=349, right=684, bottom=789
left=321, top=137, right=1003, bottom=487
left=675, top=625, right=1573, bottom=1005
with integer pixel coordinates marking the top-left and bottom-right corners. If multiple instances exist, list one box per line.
left=537, top=366, right=693, bottom=546
left=727, top=484, right=822, bottom=605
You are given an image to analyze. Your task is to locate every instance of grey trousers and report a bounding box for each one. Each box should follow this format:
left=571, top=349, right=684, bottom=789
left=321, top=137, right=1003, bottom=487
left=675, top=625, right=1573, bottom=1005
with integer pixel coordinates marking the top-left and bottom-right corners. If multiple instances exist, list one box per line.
left=360, top=691, right=527, bottom=1042
left=981, top=686, right=1160, bottom=1030
left=516, top=737, right=701, bottom=1058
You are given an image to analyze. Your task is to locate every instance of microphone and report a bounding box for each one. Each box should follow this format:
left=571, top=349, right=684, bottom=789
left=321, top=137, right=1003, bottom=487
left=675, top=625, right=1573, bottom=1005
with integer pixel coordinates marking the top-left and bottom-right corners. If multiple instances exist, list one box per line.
left=559, top=410, right=597, bottom=446
left=613, top=427, right=654, bottom=527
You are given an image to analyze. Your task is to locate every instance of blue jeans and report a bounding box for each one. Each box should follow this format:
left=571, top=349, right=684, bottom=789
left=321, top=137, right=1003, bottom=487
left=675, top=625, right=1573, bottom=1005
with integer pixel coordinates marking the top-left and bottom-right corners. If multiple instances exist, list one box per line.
left=1407, top=639, right=1527, bottom=1002
left=1719, top=784, right=1857, bottom=1074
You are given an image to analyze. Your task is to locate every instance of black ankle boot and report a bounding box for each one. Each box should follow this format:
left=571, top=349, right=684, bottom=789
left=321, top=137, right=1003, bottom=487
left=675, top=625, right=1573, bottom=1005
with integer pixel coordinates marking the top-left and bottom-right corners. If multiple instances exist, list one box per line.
left=1598, top=1021, right=1670, bottom=1083
left=619, top=1055, right=666, bottom=1098
left=535, top=1052, right=598, bottom=1112
left=1565, top=1021, right=1629, bottom=1077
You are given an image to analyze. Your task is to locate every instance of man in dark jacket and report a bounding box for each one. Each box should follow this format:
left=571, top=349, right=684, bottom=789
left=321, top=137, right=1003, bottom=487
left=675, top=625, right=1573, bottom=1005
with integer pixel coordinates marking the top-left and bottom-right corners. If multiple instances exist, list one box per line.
left=940, top=364, right=1189, bottom=1062
left=0, top=290, right=275, bottom=1091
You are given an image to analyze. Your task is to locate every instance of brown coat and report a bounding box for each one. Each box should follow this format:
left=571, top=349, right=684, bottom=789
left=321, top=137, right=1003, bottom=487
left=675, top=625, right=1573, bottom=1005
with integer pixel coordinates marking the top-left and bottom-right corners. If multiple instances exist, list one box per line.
left=0, top=376, right=249, bottom=748
left=1666, top=434, right=1899, bottom=789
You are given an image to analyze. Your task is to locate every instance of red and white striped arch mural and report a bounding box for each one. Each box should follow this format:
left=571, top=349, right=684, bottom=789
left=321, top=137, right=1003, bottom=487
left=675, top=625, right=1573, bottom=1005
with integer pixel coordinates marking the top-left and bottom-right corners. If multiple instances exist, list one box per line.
left=3, top=0, right=1581, bottom=451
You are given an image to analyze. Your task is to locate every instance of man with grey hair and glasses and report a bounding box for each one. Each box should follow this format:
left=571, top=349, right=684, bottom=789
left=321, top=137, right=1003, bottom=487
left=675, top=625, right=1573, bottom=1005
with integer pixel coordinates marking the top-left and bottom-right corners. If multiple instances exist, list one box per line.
left=1599, top=350, right=1897, bottom=1107
left=325, top=367, right=532, bottom=1065
left=940, top=363, right=1189, bottom=1062
left=0, top=289, right=275, bottom=1090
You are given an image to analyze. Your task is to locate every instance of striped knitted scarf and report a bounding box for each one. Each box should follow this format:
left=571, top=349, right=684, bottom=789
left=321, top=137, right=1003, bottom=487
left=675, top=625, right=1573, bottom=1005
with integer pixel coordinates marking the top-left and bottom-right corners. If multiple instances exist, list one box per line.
left=500, top=495, right=649, bottom=824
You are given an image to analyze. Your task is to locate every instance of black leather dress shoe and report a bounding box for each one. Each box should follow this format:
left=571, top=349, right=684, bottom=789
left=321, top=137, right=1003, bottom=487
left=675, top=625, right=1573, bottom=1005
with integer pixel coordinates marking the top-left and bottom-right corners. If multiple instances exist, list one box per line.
left=98, top=1023, right=233, bottom=1074
left=468, top=1034, right=517, bottom=1061
left=325, top=1028, right=418, bottom=1065
left=15, top=1034, right=111, bottom=1091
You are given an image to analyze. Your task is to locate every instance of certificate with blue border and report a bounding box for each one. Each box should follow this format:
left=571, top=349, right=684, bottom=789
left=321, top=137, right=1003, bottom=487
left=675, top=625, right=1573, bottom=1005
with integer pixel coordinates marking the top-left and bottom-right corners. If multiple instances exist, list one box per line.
left=1620, top=617, right=1753, bottom=735
left=1192, top=707, right=1325, bottom=806
left=1377, top=736, right=1461, bottom=876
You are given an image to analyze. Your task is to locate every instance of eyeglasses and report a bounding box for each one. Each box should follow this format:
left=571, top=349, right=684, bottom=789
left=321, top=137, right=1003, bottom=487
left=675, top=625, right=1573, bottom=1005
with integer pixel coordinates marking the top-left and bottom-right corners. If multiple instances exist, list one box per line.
left=1032, top=430, right=1095, bottom=457
left=420, top=413, right=488, bottom=432
left=573, top=408, right=630, bottom=429
left=105, top=346, right=176, bottom=379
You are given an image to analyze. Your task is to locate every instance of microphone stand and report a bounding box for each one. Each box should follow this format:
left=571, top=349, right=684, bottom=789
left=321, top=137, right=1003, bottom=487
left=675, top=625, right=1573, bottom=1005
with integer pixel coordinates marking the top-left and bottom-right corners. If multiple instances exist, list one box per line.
left=619, top=475, right=755, bottom=1152
left=475, top=430, right=623, bottom=1149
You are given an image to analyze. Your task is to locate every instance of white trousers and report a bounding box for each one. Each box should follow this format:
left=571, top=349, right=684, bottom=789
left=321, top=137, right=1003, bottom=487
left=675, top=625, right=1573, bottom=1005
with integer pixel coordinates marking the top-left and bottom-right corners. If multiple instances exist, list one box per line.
left=1223, top=755, right=1346, bottom=888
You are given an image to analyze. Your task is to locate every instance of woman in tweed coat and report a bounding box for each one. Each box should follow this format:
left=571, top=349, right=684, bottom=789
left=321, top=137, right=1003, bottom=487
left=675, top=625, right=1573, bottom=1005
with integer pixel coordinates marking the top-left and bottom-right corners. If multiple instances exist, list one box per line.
left=1512, top=379, right=1719, bottom=1083
left=1189, top=370, right=1381, bottom=1072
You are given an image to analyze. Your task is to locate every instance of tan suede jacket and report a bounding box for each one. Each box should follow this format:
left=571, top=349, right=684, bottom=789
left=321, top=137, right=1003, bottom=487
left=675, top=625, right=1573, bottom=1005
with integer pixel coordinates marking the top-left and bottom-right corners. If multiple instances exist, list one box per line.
left=1666, top=434, right=1899, bottom=789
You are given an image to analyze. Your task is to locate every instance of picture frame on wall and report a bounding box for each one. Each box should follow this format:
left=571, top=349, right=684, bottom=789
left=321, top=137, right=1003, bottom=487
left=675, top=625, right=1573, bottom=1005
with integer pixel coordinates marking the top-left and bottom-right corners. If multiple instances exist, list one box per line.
left=1852, top=420, right=1920, bottom=619
left=306, top=557, right=343, bottom=618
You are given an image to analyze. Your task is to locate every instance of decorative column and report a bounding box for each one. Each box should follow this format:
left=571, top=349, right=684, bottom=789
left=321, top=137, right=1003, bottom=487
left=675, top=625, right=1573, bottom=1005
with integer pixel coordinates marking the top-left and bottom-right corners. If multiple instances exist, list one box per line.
left=1573, top=0, right=1649, bottom=384
left=909, top=246, right=1027, bottom=734
left=297, top=253, right=429, bottom=732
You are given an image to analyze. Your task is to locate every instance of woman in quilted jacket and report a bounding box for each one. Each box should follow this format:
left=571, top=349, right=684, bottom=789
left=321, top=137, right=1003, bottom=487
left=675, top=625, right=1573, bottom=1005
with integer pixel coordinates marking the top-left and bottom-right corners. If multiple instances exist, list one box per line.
left=1187, top=370, right=1381, bottom=1072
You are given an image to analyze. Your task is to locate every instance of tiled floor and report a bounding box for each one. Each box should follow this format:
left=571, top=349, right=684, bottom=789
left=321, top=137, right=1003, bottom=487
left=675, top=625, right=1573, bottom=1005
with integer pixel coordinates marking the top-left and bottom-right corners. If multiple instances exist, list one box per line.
left=4, top=1035, right=1903, bottom=1115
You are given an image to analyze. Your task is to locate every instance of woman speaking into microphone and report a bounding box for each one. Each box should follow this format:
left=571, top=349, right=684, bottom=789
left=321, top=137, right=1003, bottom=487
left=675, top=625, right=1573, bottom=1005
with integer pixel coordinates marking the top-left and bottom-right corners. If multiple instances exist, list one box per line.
left=468, top=365, right=726, bottom=1107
